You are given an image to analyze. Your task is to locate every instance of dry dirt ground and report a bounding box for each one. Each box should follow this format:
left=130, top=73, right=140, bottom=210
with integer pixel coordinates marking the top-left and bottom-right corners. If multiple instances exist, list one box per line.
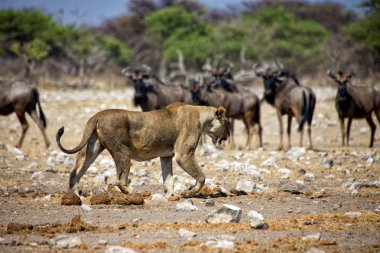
left=0, top=85, right=379, bottom=253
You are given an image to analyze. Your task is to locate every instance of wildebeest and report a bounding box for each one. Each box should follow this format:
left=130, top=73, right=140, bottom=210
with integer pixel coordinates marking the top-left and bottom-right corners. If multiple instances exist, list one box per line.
left=190, top=78, right=262, bottom=149
left=255, top=63, right=316, bottom=150
left=210, top=65, right=239, bottom=93
left=122, top=66, right=193, bottom=111
left=0, top=80, right=50, bottom=148
left=327, top=69, right=380, bottom=147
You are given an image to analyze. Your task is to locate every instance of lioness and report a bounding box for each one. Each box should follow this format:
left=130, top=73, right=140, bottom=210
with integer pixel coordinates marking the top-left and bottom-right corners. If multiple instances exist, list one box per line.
left=56, top=103, right=230, bottom=197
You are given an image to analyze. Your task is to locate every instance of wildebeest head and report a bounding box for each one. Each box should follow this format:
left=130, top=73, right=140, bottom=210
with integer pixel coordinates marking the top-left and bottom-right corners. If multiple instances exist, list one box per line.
left=122, top=65, right=151, bottom=99
left=210, top=63, right=237, bottom=92
left=254, top=62, right=283, bottom=102
left=327, top=69, right=355, bottom=96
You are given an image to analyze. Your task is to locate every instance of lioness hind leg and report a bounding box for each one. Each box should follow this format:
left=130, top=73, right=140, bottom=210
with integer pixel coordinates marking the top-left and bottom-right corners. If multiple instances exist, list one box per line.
left=175, top=155, right=205, bottom=198
left=69, top=135, right=104, bottom=190
left=161, top=157, right=174, bottom=197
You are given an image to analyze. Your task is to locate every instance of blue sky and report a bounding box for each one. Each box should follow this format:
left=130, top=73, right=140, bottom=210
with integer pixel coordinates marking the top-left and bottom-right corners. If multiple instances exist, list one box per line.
left=0, top=0, right=364, bottom=26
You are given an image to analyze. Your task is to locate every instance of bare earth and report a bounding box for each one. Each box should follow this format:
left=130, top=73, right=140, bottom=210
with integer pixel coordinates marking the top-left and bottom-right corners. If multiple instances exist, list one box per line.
left=0, top=85, right=379, bottom=252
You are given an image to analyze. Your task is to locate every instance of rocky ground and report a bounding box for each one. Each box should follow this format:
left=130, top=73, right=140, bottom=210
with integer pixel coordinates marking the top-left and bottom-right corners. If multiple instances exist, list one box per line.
left=0, top=85, right=379, bottom=253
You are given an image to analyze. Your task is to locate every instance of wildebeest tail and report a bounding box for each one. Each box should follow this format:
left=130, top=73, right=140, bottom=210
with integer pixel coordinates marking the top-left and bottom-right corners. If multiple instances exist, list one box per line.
left=33, top=88, right=47, bottom=128
left=298, top=91, right=309, bottom=132
left=56, top=117, right=97, bottom=154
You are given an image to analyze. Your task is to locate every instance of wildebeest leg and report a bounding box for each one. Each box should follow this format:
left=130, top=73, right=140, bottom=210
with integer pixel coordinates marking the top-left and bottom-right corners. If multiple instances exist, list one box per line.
left=175, top=154, right=205, bottom=198
left=161, top=156, right=174, bottom=197
left=339, top=117, right=345, bottom=146
left=15, top=111, right=29, bottom=148
left=28, top=110, right=50, bottom=148
left=346, top=117, right=353, bottom=147
left=287, top=115, right=293, bottom=149
left=276, top=110, right=284, bottom=150
left=69, top=135, right=104, bottom=190
left=243, top=118, right=252, bottom=149
left=258, top=122, right=263, bottom=148
left=307, top=123, right=313, bottom=150
left=365, top=115, right=376, bottom=148
left=229, top=119, right=235, bottom=149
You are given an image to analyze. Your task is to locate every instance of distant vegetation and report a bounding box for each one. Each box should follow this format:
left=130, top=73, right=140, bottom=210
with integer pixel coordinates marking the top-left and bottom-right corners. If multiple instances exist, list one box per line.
left=0, top=0, right=378, bottom=85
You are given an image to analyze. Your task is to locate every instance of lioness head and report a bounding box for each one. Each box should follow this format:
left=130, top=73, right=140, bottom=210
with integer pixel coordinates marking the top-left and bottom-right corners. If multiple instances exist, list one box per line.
left=208, top=107, right=230, bottom=145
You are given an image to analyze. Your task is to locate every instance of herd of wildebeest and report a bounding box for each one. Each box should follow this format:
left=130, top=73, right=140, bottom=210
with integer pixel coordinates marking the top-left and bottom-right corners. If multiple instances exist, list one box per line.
left=1, top=62, right=380, bottom=152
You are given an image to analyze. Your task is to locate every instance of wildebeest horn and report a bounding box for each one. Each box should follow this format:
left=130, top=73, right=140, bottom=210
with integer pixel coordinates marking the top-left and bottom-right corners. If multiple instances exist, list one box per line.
left=252, top=63, right=263, bottom=76
left=142, top=64, right=152, bottom=74
left=326, top=68, right=336, bottom=79
left=348, top=69, right=356, bottom=79
left=121, top=66, right=132, bottom=76
left=275, top=61, right=283, bottom=72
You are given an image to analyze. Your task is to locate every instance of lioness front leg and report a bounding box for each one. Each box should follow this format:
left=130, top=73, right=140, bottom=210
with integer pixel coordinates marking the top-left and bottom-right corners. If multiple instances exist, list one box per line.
left=110, top=151, right=132, bottom=194
left=161, top=156, right=175, bottom=197
left=175, top=154, right=205, bottom=198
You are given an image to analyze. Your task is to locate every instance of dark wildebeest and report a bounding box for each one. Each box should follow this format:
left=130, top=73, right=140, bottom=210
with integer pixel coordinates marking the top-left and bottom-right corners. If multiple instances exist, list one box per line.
left=327, top=69, right=380, bottom=147
left=122, top=66, right=193, bottom=111
left=0, top=80, right=50, bottom=148
left=255, top=63, right=316, bottom=150
left=210, top=65, right=239, bottom=93
left=190, top=78, right=262, bottom=149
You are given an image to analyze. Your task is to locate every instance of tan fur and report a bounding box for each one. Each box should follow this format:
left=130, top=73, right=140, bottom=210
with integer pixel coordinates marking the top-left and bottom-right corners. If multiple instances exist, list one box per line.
left=56, top=103, right=230, bottom=197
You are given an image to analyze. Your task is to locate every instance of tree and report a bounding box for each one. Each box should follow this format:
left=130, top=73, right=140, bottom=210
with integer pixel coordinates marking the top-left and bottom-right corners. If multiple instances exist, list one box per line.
left=0, top=9, right=61, bottom=80
left=234, top=4, right=329, bottom=74
left=144, top=6, right=214, bottom=68
left=0, top=9, right=132, bottom=82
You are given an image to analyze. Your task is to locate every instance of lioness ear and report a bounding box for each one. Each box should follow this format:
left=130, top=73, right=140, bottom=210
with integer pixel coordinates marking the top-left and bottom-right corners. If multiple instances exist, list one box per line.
left=215, top=107, right=226, bottom=118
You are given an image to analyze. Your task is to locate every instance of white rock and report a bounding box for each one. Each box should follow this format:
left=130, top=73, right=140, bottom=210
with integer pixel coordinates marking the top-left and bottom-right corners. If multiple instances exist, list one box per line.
left=178, top=228, right=196, bottom=239
left=206, top=204, right=242, bottom=223
left=27, top=162, right=38, bottom=170
left=132, top=169, right=149, bottom=177
left=97, top=239, right=108, bottom=245
left=105, top=246, right=137, bottom=253
left=31, top=171, right=45, bottom=181
left=360, top=127, right=368, bottom=134
left=43, top=194, right=51, bottom=201
left=81, top=204, right=92, bottom=211
left=233, top=152, right=244, bottom=160
left=217, top=235, right=236, bottom=241
left=152, top=193, right=165, bottom=202
left=174, top=183, right=188, bottom=193
left=248, top=210, right=264, bottom=221
left=176, top=200, right=198, bottom=212
left=304, top=173, right=315, bottom=182
left=130, top=177, right=149, bottom=186
left=50, top=236, right=82, bottom=249
left=215, top=160, right=230, bottom=171
left=199, top=144, right=218, bottom=156
left=255, top=183, right=269, bottom=192
left=286, top=147, right=306, bottom=160
left=87, top=166, right=98, bottom=175
left=277, top=168, right=291, bottom=174
left=260, top=158, right=277, bottom=167
left=204, top=240, right=234, bottom=250
left=6, top=145, right=23, bottom=156
left=236, top=181, right=256, bottom=193
left=344, top=211, right=362, bottom=217
left=302, top=233, right=321, bottom=241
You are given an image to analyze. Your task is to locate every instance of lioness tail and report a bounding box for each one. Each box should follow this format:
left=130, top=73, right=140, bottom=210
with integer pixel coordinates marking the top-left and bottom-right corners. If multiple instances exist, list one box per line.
left=56, top=118, right=97, bottom=154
